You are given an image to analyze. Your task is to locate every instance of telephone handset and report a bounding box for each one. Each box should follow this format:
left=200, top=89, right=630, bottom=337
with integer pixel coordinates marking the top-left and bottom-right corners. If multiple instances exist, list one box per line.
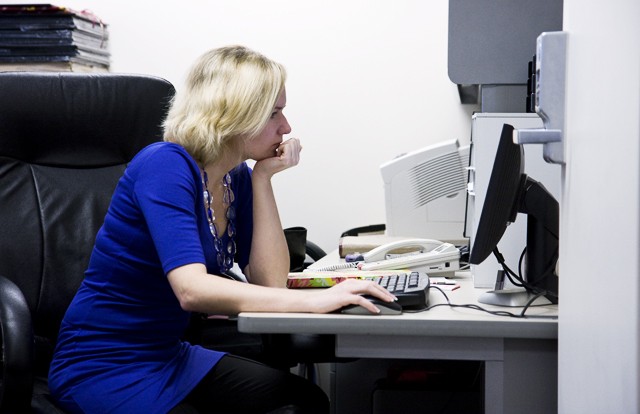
left=310, top=238, right=461, bottom=274
left=358, top=238, right=460, bottom=274
left=347, top=238, right=446, bottom=263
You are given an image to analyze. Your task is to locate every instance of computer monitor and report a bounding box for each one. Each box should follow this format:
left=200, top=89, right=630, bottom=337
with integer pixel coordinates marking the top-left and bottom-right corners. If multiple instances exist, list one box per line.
left=469, top=123, right=559, bottom=306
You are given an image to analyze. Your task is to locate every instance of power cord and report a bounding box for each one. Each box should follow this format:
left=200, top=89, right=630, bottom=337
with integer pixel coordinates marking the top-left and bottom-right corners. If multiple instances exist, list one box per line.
left=494, top=247, right=559, bottom=302
left=405, top=285, right=557, bottom=319
left=403, top=245, right=558, bottom=318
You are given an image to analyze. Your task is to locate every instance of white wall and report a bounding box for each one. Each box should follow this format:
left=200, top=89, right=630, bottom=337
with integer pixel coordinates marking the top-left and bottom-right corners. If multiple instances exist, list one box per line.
left=560, top=0, right=640, bottom=412
left=12, top=0, right=477, bottom=251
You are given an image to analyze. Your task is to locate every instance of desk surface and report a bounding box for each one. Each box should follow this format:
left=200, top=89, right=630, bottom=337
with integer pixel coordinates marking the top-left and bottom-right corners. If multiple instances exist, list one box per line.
left=239, top=253, right=559, bottom=414
left=238, top=254, right=558, bottom=340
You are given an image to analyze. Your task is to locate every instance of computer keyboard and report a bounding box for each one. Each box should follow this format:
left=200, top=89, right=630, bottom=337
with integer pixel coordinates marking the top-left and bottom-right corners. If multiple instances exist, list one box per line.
left=286, top=270, right=431, bottom=311
left=362, top=271, right=430, bottom=310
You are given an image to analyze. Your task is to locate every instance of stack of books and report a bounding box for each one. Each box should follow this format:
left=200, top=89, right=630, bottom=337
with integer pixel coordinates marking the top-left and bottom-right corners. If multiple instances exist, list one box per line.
left=0, top=4, right=110, bottom=72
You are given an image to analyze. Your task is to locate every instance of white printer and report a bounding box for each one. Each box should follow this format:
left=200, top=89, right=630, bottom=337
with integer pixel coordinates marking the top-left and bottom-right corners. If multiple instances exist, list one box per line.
left=380, top=139, right=470, bottom=246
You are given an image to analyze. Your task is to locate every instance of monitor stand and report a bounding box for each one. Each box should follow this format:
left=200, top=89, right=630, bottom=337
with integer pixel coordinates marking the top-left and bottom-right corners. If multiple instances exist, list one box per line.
left=478, top=288, right=552, bottom=307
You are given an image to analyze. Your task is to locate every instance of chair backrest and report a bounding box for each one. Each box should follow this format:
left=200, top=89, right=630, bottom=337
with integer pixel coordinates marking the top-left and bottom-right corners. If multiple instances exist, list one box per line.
left=0, top=72, right=175, bottom=373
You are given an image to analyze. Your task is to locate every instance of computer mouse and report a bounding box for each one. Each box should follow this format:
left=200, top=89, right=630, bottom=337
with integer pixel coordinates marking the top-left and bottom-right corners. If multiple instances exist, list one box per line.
left=340, top=296, right=403, bottom=315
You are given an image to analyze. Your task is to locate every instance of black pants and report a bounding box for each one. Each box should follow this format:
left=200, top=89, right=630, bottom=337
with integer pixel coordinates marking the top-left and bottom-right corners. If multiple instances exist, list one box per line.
left=168, top=354, right=330, bottom=414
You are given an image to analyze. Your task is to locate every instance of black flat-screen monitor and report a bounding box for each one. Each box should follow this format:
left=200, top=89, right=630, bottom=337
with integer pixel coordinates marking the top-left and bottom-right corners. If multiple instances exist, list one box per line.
left=469, top=123, right=559, bottom=305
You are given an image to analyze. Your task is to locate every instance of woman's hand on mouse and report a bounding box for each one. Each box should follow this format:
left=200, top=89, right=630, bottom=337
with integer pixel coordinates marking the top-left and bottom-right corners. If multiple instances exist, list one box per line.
left=307, top=279, right=397, bottom=314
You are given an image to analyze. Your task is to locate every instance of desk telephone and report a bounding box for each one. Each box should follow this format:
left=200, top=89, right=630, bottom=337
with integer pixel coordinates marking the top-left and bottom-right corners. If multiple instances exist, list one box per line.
left=311, top=238, right=461, bottom=274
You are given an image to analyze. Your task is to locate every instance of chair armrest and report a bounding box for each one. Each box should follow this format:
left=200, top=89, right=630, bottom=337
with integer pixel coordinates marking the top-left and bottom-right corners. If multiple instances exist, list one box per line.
left=0, top=274, right=35, bottom=411
left=305, top=241, right=327, bottom=262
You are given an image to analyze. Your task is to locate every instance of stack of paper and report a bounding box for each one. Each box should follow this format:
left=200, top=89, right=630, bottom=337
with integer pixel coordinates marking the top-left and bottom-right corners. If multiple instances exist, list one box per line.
left=0, top=4, right=110, bottom=72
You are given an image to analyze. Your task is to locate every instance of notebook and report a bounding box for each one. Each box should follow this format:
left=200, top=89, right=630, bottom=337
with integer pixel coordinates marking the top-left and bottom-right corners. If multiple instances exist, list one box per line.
left=286, top=270, right=401, bottom=289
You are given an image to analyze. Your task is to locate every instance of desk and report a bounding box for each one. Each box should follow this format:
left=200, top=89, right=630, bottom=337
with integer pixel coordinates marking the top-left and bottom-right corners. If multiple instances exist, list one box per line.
left=238, top=253, right=558, bottom=414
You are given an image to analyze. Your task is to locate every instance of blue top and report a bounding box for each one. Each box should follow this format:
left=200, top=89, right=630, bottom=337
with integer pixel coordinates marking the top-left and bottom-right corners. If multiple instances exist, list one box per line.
left=49, top=142, right=254, bottom=413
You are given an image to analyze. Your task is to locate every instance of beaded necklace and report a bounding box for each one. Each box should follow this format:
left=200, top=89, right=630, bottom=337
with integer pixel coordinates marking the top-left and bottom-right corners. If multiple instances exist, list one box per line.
left=201, top=170, right=237, bottom=274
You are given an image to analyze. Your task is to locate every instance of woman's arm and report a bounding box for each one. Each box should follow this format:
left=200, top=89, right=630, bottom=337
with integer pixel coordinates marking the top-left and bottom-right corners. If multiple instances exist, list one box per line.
left=244, top=168, right=290, bottom=286
left=243, top=138, right=302, bottom=287
left=168, top=263, right=396, bottom=315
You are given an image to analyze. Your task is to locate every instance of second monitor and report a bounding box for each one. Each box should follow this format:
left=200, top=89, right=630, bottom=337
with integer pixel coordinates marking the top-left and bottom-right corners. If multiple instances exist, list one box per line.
left=469, top=123, right=559, bottom=306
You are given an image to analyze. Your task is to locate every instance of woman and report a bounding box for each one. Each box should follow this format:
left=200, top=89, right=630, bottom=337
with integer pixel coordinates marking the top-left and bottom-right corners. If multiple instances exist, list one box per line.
left=48, top=45, right=395, bottom=414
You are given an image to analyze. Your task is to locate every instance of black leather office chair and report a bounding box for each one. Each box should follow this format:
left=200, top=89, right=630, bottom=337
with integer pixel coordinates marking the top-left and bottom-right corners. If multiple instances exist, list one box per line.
left=0, top=72, right=175, bottom=413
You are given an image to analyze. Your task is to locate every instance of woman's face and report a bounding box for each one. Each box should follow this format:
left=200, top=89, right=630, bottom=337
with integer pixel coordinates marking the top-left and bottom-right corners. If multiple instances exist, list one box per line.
left=244, top=88, right=291, bottom=161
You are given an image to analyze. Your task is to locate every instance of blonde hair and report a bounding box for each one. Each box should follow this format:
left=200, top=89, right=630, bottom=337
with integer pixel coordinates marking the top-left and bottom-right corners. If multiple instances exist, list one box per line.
left=163, top=45, right=287, bottom=165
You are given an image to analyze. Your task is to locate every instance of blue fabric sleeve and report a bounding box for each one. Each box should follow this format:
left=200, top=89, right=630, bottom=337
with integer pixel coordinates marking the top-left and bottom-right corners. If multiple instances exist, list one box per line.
left=131, top=145, right=205, bottom=274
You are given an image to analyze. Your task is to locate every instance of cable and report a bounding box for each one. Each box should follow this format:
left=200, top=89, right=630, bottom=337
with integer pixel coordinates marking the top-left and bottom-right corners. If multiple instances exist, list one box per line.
left=493, top=247, right=525, bottom=287
left=404, top=285, right=557, bottom=319
left=492, top=247, right=559, bottom=302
